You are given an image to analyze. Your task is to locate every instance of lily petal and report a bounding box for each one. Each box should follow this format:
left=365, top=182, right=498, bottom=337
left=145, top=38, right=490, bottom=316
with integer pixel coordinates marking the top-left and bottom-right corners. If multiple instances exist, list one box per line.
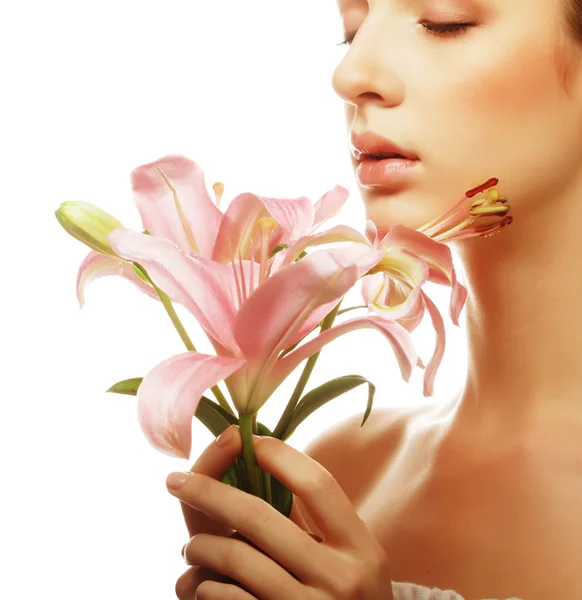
left=132, top=155, right=223, bottom=258
left=379, top=224, right=454, bottom=286
left=417, top=290, right=446, bottom=397
left=365, top=219, right=379, bottom=246
left=312, top=185, right=349, bottom=230
left=278, top=224, right=371, bottom=269
left=256, top=315, right=418, bottom=409
left=211, top=192, right=278, bottom=263
left=449, top=267, right=468, bottom=326
left=108, top=228, right=239, bottom=354
left=137, top=351, right=246, bottom=458
left=76, top=250, right=159, bottom=308
left=258, top=194, right=315, bottom=240
left=234, top=244, right=383, bottom=396
left=365, top=248, right=429, bottom=320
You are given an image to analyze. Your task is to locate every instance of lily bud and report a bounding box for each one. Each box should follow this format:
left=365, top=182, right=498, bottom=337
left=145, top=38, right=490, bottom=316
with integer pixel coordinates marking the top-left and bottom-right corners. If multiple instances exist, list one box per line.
left=55, top=201, right=124, bottom=258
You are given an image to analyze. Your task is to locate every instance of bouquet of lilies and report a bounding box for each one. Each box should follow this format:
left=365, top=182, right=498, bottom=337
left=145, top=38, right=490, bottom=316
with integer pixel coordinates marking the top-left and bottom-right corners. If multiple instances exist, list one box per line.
left=55, top=154, right=512, bottom=516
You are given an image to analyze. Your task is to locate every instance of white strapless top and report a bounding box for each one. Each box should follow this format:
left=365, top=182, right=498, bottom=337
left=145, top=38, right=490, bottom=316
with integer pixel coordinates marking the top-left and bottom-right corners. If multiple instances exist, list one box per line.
left=392, top=581, right=523, bottom=599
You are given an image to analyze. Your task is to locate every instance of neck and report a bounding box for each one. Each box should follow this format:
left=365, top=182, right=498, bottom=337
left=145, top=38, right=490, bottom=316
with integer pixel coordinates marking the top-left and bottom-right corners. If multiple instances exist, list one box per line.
left=449, top=182, right=582, bottom=438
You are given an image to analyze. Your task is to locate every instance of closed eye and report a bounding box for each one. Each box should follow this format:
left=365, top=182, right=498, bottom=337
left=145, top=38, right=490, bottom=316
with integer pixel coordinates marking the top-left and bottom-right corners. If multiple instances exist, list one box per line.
left=336, top=21, right=473, bottom=46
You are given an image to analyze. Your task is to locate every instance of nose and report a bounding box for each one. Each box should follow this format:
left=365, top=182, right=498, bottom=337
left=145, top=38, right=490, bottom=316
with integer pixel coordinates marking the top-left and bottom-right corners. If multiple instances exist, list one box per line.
left=330, top=20, right=405, bottom=109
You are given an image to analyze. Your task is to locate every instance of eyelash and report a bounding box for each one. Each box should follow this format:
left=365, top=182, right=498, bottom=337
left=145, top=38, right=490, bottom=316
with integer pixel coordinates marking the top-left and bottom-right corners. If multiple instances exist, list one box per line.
left=336, top=22, right=472, bottom=46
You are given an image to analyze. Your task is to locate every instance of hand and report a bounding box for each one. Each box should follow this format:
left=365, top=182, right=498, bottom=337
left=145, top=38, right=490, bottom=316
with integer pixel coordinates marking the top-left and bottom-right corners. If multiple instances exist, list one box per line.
left=170, top=425, right=324, bottom=598
left=166, top=425, right=395, bottom=600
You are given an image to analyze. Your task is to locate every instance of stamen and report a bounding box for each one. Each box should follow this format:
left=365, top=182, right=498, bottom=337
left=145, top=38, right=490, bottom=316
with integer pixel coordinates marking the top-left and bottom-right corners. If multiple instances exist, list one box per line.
left=249, top=236, right=256, bottom=297
left=464, top=178, right=499, bottom=198
left=212, top=181, right=224, bottom=207
left=229, top=238, right=244, bottom=309
left=238, top=246, right=247, bottom=303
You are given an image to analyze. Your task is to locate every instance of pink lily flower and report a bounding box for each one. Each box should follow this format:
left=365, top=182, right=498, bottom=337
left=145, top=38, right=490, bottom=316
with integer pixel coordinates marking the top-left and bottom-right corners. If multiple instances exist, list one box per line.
left=107, top=227, right=422, bottom=459
left=361, top=178, right=512, bottom=396
left=76, top=154, right=349, bottom=305
left=275, top=178, right=511, bottom=398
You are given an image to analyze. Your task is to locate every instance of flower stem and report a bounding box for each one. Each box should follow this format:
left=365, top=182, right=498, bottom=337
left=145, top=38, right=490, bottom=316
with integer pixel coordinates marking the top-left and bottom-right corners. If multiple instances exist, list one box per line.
left=253, top=414, right=272, bottom=504
left=239, top=412, right=263, bottom=499
left=271, top=299, right=343, bottom=440
left=134, top=263, right=234, bottom=416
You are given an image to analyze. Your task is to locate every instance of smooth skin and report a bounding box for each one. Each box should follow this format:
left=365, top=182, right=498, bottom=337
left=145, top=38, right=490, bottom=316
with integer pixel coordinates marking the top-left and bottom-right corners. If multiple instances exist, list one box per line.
left=169, top=424, right=393, bottom=599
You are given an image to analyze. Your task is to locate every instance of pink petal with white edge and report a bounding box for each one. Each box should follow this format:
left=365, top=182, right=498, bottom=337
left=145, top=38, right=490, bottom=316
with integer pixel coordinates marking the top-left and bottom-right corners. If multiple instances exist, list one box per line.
left=234, top=244, right=383, bottom=390
left=137, top=351, right=246, bottom=459
left=448, top=267, right=468, bottom=326
left=211, top=192, right=271, bottom=263
left=258, top=195, right=315, bottom=240
left=381, top=224, right=455, bottom=286
left=132, top=155, right=223, bottom=258
left=365, top=220, right=379, bottom=246
left=417, top=290, right=446, bottom=397
left=364, top=248, right=429, bottom=320
left=254, top=315, right=418, bottom=410
left=108, top=228, right=239, bottom=355
left=76, top=250, right=159, bottom=308
left=278, top=224, right=371, bottom=269
left=312, top=185, right=349, bottom=230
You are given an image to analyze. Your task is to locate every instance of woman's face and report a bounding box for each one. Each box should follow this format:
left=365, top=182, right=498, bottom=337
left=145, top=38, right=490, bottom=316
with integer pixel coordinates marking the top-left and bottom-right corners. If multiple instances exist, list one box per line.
left=332, top=0, right=582, bottom=236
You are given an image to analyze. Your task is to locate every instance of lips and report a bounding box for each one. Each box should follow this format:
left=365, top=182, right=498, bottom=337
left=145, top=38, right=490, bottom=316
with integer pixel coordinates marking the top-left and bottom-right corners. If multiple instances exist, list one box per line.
left=350, top=131, right=418, bottom=162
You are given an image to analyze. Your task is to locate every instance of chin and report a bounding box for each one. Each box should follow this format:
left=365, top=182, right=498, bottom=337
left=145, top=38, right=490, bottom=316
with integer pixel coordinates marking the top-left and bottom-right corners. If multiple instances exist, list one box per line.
left=363, top=193, right=442, bottom=235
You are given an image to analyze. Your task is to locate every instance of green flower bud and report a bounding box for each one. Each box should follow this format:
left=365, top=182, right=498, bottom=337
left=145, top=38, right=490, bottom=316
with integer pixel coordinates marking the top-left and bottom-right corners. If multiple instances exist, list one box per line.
left=55, top=201, right=124, bottom=258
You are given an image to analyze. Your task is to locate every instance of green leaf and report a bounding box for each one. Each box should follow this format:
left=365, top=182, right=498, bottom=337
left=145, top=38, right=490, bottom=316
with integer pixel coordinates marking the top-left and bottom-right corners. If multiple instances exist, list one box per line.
left=106, top=377, right=142, bottom=395
left=337, top=304, right=367, bottom=316
left=105, top=376, right=237, bottom=437
left=105, top=376, right=292, bottom=517
left=268, top=243, right=290, bottom=259
left=280, top=374, right=376, bottom=441
left=194, top=396, right=239, bottom=437
left=132, top=262, right=152, bottom=285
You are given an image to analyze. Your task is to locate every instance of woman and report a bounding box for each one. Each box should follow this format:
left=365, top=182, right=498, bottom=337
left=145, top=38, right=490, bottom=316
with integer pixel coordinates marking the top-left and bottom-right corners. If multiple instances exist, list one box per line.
left=168, top=0, right=582, bottom=597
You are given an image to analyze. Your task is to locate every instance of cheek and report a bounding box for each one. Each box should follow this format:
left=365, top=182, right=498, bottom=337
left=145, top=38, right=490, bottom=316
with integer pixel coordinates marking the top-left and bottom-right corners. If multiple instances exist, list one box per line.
left=426, top=34, right=580, bottom=210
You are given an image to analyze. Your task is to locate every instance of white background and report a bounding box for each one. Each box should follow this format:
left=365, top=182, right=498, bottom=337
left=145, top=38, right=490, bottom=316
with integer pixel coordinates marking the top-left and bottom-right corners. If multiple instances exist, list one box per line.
left=1, top=1, right=467, bottom=597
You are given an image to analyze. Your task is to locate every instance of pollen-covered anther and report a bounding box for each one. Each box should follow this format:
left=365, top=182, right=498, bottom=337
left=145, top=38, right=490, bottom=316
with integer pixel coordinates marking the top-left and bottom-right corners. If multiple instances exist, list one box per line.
left=471, top=187, right=502, bottom=208
left=212, top=182, right=225, bottom=206
left=257, top=216, right=278, bottom=234
left=469, top=204, right=511, bottom=216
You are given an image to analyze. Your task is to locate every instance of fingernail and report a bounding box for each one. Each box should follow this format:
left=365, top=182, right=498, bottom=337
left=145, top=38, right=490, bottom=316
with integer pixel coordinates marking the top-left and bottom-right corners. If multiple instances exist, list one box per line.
left=215, top=425, right=237, bottom=447
left=166, top=471, right=191, bottom=490
left=181, top=543, right=187, bottom=558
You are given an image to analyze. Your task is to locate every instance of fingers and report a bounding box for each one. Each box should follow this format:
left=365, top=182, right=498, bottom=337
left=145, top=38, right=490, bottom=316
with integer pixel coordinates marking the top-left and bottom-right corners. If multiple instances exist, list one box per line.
left=175, top=565, right=225, bottom=600
left=167, top=464, right=333, bottom=586
left=194, top=579, right=256, bottom=599
left=182, top=532, right=305, bottom=599
left=251, top=436, right=369, bottom=550
left=180, top=425, right=244, bottom=538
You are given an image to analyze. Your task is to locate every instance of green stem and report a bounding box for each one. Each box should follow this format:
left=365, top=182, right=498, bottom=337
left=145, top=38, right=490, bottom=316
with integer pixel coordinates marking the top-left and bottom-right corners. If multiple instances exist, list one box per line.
left=253, top=414, right=272, bottom=504
left=239, top=413, right=263, bottom=499
left=134, top=263, right=234, bottom=416
left=271, top=299, right=343, bottom=440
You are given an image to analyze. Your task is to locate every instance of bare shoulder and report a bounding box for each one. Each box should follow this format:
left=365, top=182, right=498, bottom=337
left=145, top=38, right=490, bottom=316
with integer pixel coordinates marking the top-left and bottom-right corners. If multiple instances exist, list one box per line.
left=295, top=400, right=453, bottom=538
left=302, top=402, right=441, bottom=502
